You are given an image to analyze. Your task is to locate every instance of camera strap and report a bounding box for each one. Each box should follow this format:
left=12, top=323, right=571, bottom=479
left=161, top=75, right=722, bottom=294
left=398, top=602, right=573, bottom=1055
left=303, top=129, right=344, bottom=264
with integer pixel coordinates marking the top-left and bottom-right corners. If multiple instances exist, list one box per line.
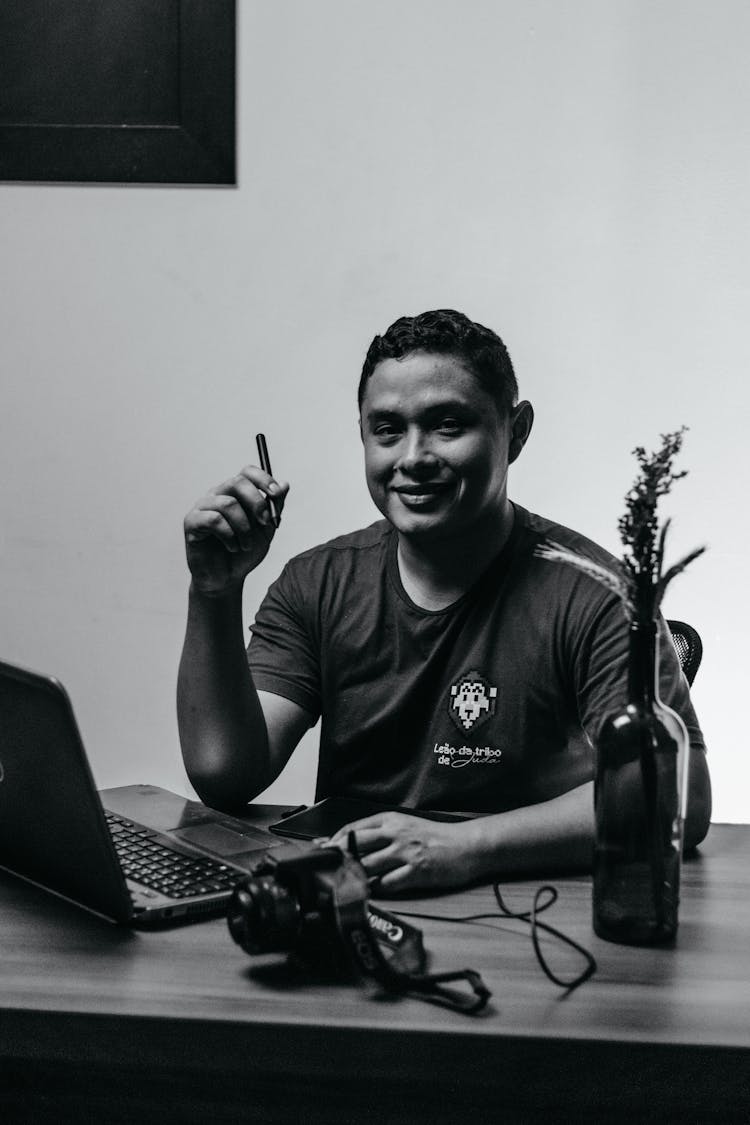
left=331, top=859, right=491, bottom=1015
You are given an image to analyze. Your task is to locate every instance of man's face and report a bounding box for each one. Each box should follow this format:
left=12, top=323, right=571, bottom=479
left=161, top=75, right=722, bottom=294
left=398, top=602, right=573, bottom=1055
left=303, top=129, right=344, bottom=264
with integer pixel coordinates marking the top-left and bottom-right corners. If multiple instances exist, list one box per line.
left=360, top=350, right=514, bottom=542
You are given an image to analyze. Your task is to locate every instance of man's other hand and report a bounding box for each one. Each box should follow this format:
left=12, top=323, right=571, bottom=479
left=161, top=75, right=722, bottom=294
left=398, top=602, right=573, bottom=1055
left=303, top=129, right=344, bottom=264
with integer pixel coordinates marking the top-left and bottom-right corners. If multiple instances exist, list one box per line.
left=326, top=812, right=480, bottom=894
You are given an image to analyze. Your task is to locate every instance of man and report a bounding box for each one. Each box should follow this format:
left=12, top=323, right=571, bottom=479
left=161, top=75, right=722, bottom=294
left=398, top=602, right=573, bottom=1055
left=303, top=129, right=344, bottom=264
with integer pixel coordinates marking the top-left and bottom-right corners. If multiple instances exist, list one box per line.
left=178, top=310, right=711, bottom=894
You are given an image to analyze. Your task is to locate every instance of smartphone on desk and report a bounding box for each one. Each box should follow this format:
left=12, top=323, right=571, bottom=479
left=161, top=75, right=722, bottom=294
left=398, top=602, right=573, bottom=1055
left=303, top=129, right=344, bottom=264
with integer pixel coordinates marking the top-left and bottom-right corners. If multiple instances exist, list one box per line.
left=268, top=797, right=469, bottom=841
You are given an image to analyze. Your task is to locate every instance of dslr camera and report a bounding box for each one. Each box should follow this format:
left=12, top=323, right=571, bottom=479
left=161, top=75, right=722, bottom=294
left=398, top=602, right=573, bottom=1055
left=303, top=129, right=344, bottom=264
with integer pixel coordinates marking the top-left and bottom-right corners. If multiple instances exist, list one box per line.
left=227, top=838, right=490, bottom=1012
left=227, top=838, right=421, bottom=980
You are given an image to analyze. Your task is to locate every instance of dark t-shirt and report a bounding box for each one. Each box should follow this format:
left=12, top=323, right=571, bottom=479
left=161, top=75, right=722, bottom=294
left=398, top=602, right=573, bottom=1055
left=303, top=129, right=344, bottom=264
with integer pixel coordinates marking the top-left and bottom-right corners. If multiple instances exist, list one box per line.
left=247, top=505, right=704, bottom=813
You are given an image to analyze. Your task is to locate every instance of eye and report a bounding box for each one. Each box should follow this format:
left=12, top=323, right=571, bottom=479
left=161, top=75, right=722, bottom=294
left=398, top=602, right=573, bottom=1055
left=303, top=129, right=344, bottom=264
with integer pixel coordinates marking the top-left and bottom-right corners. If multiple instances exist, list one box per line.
left=437, top=417, right=464, bottom=435
left=372, top=421, right=400, bottom=441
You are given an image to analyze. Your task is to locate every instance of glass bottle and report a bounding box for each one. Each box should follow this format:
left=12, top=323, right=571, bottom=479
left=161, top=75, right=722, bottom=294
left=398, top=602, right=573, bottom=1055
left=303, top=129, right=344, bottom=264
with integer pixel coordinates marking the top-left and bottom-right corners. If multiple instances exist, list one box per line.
left=593, top=620, right=691, bottom=944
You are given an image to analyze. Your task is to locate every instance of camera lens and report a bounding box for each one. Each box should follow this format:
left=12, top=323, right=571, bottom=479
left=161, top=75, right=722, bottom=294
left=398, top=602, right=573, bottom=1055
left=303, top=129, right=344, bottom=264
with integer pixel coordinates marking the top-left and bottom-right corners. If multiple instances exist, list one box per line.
left=227, top=875, right=303, bottom=954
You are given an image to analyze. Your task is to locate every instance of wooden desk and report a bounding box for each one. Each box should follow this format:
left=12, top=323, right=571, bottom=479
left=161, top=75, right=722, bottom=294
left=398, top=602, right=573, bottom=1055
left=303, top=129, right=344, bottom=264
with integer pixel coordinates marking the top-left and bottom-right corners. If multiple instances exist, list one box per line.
left=1, top=816, right=749, bottom=1123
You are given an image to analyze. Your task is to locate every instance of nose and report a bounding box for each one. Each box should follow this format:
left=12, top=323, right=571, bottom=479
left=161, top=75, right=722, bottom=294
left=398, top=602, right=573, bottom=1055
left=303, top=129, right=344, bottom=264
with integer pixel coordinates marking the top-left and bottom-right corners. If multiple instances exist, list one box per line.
left=397, top=427, right=438, bottom=474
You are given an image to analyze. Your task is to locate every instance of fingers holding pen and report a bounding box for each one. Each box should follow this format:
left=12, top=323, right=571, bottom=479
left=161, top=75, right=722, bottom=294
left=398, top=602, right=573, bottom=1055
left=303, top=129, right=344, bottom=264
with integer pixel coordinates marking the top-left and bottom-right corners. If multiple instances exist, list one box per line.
left=184, top=466, right=289, bottom=592
left=190, top=468, right=286, bottom=542
left=219, top=466, right=288, bottom=537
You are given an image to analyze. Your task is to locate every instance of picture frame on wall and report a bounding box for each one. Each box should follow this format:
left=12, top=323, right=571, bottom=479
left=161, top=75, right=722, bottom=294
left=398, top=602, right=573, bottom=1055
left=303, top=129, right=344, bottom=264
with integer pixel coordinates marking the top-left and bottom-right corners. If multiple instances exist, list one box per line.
left=0, top=0, right=236, bottom=185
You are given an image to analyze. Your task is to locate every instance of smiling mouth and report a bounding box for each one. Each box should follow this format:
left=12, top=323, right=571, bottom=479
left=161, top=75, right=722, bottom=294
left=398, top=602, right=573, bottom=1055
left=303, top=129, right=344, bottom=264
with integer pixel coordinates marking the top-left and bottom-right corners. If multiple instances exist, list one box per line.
left=393, top=483, right=453, bottom=507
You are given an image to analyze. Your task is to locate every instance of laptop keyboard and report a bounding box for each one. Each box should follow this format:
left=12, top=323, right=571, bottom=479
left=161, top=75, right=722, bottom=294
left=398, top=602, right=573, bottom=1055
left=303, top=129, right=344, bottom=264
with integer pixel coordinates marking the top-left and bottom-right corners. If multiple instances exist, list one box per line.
left=105, top=812, right=245, bottom=899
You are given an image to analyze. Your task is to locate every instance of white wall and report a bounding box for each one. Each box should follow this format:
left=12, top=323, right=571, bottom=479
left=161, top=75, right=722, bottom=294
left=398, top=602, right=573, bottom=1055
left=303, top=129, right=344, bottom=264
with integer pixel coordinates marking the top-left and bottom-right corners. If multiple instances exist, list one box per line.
left=2, top=0, right=748, bottom=820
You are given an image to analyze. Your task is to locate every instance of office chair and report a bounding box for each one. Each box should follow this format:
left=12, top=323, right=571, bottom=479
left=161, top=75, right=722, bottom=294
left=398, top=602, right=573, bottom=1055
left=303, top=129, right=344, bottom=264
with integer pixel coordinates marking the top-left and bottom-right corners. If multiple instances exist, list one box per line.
left=667, top=619, right=703, bottom=687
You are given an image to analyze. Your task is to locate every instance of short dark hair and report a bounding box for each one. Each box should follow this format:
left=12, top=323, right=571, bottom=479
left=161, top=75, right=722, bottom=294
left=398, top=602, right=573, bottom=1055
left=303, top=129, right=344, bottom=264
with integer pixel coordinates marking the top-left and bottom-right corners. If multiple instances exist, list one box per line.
left=358, top=309, right=518, bottom=416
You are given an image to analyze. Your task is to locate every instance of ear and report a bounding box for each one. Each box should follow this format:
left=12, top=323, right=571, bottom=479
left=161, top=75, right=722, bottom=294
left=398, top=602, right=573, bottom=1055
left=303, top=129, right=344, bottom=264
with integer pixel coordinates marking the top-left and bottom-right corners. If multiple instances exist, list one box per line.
left=358, top=416, right=364, bottom=444
left=508, top=400, right=534, bottom=464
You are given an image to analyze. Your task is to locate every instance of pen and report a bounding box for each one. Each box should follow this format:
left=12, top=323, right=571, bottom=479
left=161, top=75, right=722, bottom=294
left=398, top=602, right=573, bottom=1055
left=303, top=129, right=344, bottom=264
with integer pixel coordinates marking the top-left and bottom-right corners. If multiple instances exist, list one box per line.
left=255, top=432, right=280, bottom=528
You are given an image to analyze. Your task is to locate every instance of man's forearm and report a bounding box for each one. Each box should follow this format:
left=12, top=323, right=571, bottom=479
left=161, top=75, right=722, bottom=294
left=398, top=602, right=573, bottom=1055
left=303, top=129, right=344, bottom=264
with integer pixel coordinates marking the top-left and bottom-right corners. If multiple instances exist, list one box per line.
left=177, top=584, right=271, bottom=811
left=462, top=782, right=595, bottom=883
left=685, top=749, right=711, bottom=850
left=462, top=750, right=712, bottom=885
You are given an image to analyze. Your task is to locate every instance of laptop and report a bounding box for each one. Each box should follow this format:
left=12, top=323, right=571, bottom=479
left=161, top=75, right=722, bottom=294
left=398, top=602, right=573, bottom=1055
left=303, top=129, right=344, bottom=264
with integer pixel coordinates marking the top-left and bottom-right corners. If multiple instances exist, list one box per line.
left=0, top=659, right=293, bottom=927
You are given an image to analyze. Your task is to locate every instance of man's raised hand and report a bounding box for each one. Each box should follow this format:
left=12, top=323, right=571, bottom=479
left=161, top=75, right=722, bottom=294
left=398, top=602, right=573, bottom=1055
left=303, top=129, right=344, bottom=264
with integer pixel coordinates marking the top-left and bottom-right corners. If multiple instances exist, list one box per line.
left=183, top=466, right=289, bottom=596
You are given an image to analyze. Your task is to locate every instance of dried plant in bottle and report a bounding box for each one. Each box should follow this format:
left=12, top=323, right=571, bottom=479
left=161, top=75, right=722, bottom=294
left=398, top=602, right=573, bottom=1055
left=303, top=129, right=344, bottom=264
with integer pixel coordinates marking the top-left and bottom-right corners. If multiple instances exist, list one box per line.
left=536, top=428, right=706, bottom=944
left=535, top=428, right=705, bottom=623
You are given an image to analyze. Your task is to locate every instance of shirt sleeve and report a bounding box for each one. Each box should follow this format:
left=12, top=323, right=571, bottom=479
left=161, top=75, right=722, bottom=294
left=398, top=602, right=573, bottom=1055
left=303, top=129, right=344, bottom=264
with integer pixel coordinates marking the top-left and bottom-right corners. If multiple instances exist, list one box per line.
left=574, top=592, right=706, bottom=755
left=246, top=561, right=322, bottom=720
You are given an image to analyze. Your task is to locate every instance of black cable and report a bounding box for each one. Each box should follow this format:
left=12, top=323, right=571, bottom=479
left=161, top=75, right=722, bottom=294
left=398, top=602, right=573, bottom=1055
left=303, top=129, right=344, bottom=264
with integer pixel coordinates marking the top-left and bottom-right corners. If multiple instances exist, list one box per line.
left=492, top=883, right=597, bottom=990
left=393, top=882, right=597, bottom=993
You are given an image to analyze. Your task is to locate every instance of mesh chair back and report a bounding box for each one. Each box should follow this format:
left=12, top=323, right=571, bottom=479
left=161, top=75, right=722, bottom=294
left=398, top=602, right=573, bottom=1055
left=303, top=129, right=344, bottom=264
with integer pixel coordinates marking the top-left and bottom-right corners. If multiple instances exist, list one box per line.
left=667, top=619, right=703, bottom=687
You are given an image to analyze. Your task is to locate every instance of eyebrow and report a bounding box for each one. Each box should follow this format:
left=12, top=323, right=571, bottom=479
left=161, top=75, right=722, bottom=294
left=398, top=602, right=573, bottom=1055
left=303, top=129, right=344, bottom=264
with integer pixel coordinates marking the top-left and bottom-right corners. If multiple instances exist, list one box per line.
left=365, top=399, right=475, bottom=422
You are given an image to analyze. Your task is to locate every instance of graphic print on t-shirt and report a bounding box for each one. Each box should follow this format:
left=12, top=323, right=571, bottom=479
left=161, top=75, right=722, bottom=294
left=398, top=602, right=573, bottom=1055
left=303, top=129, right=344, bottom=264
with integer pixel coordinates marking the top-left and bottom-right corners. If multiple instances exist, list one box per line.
left=448, top=669, right=498, bottom=732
